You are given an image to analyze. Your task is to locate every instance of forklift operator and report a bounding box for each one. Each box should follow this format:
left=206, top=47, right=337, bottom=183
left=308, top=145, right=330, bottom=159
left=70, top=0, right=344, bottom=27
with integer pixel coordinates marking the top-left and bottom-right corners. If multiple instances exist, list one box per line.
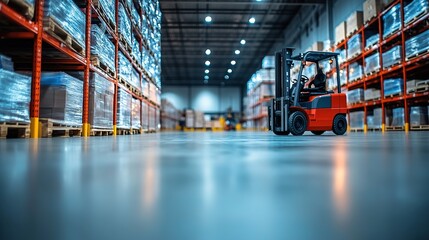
left=308, top=67, right=326, bottom=91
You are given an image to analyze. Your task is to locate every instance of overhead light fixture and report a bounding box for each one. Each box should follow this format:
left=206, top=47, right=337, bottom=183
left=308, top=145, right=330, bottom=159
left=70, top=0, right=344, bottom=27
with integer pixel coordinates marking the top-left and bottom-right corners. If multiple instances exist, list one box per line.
left=235, top=50, right=241, bottom=55
left=205, top=60, right=211, bottom=66
left=205, top=16, right=212, bottom=23
left=205, top=75, right=209, bottom=80
left=225, top=75, right=230, bottom=80
left=240, top=39, right=246, bottom=45
left=205, top=49, right=211, bottom=55
left=249, top=17, right=256, bottom=24
left=205, top=69, right=210, bottom=74
left=227, top=69, right=232, bottom=73
left=231, top=60, right=236, bottom=65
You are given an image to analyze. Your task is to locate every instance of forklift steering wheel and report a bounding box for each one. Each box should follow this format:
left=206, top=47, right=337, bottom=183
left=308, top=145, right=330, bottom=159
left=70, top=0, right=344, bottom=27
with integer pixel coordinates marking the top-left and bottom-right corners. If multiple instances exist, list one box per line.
left=301, top=75, right=309, bottom=83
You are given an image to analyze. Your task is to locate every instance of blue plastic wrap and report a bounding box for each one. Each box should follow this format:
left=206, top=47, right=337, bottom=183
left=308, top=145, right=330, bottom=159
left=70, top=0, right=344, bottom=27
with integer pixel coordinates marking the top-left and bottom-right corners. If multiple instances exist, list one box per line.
left=383, top=4, right=401, bottom=38
left=0, top=54, right=14, bottom=71
left=336, top=49, right=346, bottom=65
left=384, top=78, right=403, bottom=96
left=410, top=106, right=428, bottom=126
left=117, top=88, right=131, bottom=129
left=364, top=88, right=381, bottom=101
left=405, top=29, right=429, bottom=59
left=366, top=34, right=379, bottom=48
left=0, top=70, right=31, bottom=123
left=346, top=88, right=364, bottom=104
left=131, top=98, right=141, bottom=129
left=91, top=24, right=115, bottom=72
left=404, top=0, right=429, bottom=24
left=119, top=2, right=132, bottom=47
left=391, top=108, right=404, bottom=126
left=349, top=62, right=363, bottom=82
left=132, top=35, right=141, bottom=64
left=44, top=0, right=85, bottom=49
left=89, top=73, right=114, bottom=129
left=131, top=3, right=141, bottom=29
left=349, top=111, right=364, bottom=129
left=368, top=108, right=382, bottom=129
left=141, top=100, right=149, bottom=130
left=131, top=68, right=141, bottom=91
left=119, top=51, right=132, bottom=81
left=40, top=72, right=83, bottom=126
left=382, top=45, right=402, bottom=69
left=347, top=34, right=362, bottom=59
left=96, top=0, right=115, bottom=27
left=364, top=52, right=380, bottom=74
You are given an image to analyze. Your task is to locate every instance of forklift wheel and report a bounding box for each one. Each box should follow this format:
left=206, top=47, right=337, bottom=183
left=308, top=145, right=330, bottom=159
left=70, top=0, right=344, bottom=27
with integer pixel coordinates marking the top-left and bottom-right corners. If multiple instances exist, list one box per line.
left=332, top=115, right=347, bottom=135
left=288, top=111, right=307, bottom=136
left=311, top=131, right=325, bottom=135
left=274, top=131, right=290, bottom=136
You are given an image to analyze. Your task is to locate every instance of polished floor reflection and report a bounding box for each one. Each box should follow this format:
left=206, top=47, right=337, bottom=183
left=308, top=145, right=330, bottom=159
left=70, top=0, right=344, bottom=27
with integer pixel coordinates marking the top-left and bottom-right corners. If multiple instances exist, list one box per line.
left=1, top=132, right=429, bottom=239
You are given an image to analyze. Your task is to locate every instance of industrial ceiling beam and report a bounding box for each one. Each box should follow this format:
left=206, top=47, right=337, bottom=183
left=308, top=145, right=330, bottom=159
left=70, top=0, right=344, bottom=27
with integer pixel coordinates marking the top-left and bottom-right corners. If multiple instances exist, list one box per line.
left=160, top=0, right=325, bottom=6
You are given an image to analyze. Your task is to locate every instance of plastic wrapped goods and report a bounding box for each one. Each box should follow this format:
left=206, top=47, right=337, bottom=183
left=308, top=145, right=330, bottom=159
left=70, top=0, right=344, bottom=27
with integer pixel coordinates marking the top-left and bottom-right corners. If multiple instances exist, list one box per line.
left=364, top=88, right=381, bottom=101
left=382, top=45, right=402, bottom=69
left=337, top=49, right=346, bottom=65
left=410, top=106, right=428, bottom=126
left=405, top=29, right=429, bottom=59
left=117, top=88, right=132, bottom=129
left=142, top=78, right=149, bottom=98
left=262, top=56, right=275, bottom=69
left=89, top=73, right=114, bottom=129
left=0, top=54, right=14, bottom=71
left=347, top=34, right=362, bottom=59
left=366, top=33, right=379, bottom=48
left=384, top=78, right=403, bottom=96
left=373, top=108, right=382, bottom=128
left=44, top=0, right=85, bottom=49
left=131, top=4, right=141, bottom=29
left=91, top=24, right=115, bottom=72
left=96, top=0, right=115, bottom=26
left=119, top=52, right=132, bottom=81
left=149, top=105, right=156, bottom=130
left=0, top=70, right=31, bottom=123
left=364, top=52, right=380, bottom=74
left=131, top=98, right=141, bottom=129
left=130, top=68, right=141, bottom=91
left=346, top=88, right=364, bottom=104
left=141, top=101, right=149, bottom=130
left=349, top=62, right=363, bottom=82
left=391, top=108, right=404, bottom=126
left=132, top=35, right=141, bottom=64
left=349, top=111, right=365, bottom=129
left=40, top=72, right=83, bottom=126
left=404, top=0, right=429, bottom=24
left=383, top=4, right=401, bottom=38
left=119, top=2, right=132, bottom=47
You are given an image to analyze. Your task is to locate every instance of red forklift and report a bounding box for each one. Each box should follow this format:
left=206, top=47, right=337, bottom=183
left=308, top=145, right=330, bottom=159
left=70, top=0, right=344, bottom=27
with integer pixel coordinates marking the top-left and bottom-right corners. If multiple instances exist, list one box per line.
left=268, top=48, right=348, bottom=136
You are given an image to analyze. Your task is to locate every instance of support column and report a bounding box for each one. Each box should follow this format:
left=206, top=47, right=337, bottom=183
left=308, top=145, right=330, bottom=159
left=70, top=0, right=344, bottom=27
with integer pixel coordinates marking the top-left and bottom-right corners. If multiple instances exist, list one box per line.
left=82, top=0, right=92, bottom=137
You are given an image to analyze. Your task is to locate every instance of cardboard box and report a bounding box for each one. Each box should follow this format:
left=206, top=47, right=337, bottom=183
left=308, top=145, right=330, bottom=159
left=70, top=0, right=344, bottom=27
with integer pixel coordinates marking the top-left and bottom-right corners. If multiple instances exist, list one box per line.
left=312, top=41, right=324, bottom=51
left=347, top=11, right=364, bottom=36
left=335, top=21, right=347, bottom=44
left=364, top=0, right=381, bottom=23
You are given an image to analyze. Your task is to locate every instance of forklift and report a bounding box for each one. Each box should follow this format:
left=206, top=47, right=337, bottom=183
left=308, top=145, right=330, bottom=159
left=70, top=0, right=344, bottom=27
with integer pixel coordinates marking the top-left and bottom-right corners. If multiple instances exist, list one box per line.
left=268, top=48, right=348, bottom=136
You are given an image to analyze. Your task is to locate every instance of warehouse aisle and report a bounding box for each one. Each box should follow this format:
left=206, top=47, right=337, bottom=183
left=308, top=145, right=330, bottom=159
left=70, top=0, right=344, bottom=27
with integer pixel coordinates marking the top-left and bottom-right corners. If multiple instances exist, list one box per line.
left=1, top=132, right=429, bottom=239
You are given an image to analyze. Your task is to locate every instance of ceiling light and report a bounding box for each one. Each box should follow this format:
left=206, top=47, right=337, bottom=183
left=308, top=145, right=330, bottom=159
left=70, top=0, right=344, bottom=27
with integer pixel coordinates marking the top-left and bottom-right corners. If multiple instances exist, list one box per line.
left=235, top=50, right=241, bottom=55
left=227, top=69, right=232, bottom=73
left=249, top=17, right=256, bottom=24
left=231, top=60, right=236, bottom=65
left=205, top=16, right=212, bottom=23
left=225, top=75, right=230, bottom=80
left=205, top=60, right=211, bottom=66
left=205, top=49, right=211, bottom=55
left=205, top=75, right=209, bottom=80
left=205, top=69, right=210, bottom=74
left=240, top=39, right=246, bottom=45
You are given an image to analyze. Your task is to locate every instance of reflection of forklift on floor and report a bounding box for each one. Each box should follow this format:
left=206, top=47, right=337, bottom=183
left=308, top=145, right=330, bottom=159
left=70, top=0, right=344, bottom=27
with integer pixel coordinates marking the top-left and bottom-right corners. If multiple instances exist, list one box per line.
left=268, top=48, right=348, bottom=136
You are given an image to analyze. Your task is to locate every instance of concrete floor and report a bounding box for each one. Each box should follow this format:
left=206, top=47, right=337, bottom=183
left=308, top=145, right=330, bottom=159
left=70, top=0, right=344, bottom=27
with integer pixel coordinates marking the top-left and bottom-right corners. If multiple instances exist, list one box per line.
left=1, top=131, right=429, bottom=240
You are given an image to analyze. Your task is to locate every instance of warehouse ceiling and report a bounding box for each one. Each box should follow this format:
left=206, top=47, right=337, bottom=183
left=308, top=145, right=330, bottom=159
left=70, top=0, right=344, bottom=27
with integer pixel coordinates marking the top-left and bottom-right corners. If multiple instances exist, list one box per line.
left=160, top=0, right=325, bottom=86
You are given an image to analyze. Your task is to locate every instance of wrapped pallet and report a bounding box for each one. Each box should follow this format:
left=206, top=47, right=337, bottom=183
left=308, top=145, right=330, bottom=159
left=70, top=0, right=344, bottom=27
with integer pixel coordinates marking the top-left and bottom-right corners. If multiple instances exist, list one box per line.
left=130, top=68, right=141, bottom=91
left=131, top=98, right=141, bottom=129
left=410, top=106, right=428, bottom=127
left=382, top=45, right=402, bottom=69
left=40, top=72, right=83, bottom=126
left=346, top=88, right=364, bottom=104
left=142, top=78, right=149, bottom=98
left=391, top=108, right=404, bottom=127
left=405, top=29, right=429, bottom=60
left=366, top=33, right=379, bottom=48
left=349, top=62, right=363, bottom=82
left=364, top=52, right=380, bottom=74
left=149, top=105, right=156, bottom=130
left=119, top=51, right=132, bottom=81
left=44, top=0, right=86, bottom=50
left=346, top=11, right=363, bottom=36
left=349, top=111, right=365, bottom=129
left=373, top=108, right=383, bottom=128
left=91, top=24, right=116, bottom=72
left=404, top=0, right=429, bottom=24
left=364, top=88, right=381, bottom=101
left=364, top=0, right=381, bottom=23
left=384, top=78, right=403, bottom=96
left=89, top=73, right=114, bottom=129
left=0, top=69, right=31, bottom=123
left=382, top=4, right=401, bottom=38
left=119, top=2, right=132, bottom=47
left=131, top=3, right=141, bottom=28
left=0, top=54, right=14, bottom=71
left=347, top=34, right=362, bottom=59
left=132, top=35, right=141, bottom=64
left=141, top=101, right=149, bottom=131
left=96, top=0, right=115, bottom=27
left=117, top=88, right=132, bottom=129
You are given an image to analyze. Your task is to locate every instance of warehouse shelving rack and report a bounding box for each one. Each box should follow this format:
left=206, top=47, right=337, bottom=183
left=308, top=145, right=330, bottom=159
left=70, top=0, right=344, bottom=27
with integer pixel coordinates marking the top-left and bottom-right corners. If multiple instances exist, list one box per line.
left=333, top=0, right=429, bottom=132
left=0, top=0, right=161, bottom=138
left=244, top=80, right=275, bottom=131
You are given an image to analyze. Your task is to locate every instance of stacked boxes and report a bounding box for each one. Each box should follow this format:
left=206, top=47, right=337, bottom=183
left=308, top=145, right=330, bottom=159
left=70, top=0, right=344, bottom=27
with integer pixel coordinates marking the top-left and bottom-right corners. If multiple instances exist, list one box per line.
left=349, top=62, right=363, bottom=82
left=367, top=108, right=383, bottom=129
left=141, top=101, right=149, bottom=131
left=161, top=99, right=180, bottom=130
left=97, top=0, right=115, bottom=26
left=44, top=0, right=86, bottom=50
left=410, top=106, right=428, bottom=126
left=89, top=73, right=114, bottom=129
left=364, top=52, right=380, bottom=74
left=194, top=111, right=205, bottom=128
left=382, top=4, right=401, bottom=38
left=118, top=3, right=132, bottom=47
left=346, top=11, right=363, bottom=36
left=382, top=45, right=402, bottom=68
left=131, top=98, right=141, bottom=129
left=347, top=34, right=362, bottom=59
left=40, top=72, right=83, bottom=126
left=185, top=109, right=194, bottom=128
left=335, top=21, right=347, bottom=44
left=91, top=24, right=116, bottom=72
left=390, top=107, right=405, bottom=126
left=404, top=0, right=429, bottom=24
left=405, top=29, right=429, bottom=60
left=347, top=88, right=365, bottom=104
left=384, top=78, right=403, bottom=96
left=365, top=88, right=381, bottom=100
left=349, top=111, right=365, bottom=129
left=364, top=0, right=381, bottom=23
left=117, top=88, right=132, bottom=129
left=0, top=69, right=31, bottom=123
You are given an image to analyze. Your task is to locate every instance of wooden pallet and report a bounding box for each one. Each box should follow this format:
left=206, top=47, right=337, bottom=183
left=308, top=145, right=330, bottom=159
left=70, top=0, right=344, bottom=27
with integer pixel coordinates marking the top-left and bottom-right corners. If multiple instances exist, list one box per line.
left=384, top=61, right=402, bottom=70
left=365, top=69, right=380, bottom=76
left=364, top=43, right=378, bottom=52
left=40, top=119, right=82, bottom=138
left=367, top=128, right=382, bottom=132
left=349, top=128, right=364, bottom=133
left=119, top=77, right=142, bottom=96
left=347, top=29, right=359, bottom=38
left=90, top=128, right=114, bottom=136
left=1, top=0, right=34, bottom=19
left=116, top=128, right=131, bottom=135
left=386, top=126, right=405, bottom=131
left=404, top=9, right=428, bottom=26
left=406, top=49, right=429, bottom=61
left=347, top=52, right=361, bottom=61
left=384, top=92, right=402, bottom=99
left=130, top=128, right=142, bottom=135
left=410, top=125, right=429, bottom=130
left=0, top=122, right=30, bottom=138
left=415, top=84, right=429, bottom=93
left=119, top=34, right=132, bottom=53
left=383, top=30, right=400, bottom=40
left=349, top=76, right=363, bottom=83
left=92, top=0, right=116, bottom=31
left=91, top=56, right=116, bottom=78
left=43, top=18, right=85, bottom=56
